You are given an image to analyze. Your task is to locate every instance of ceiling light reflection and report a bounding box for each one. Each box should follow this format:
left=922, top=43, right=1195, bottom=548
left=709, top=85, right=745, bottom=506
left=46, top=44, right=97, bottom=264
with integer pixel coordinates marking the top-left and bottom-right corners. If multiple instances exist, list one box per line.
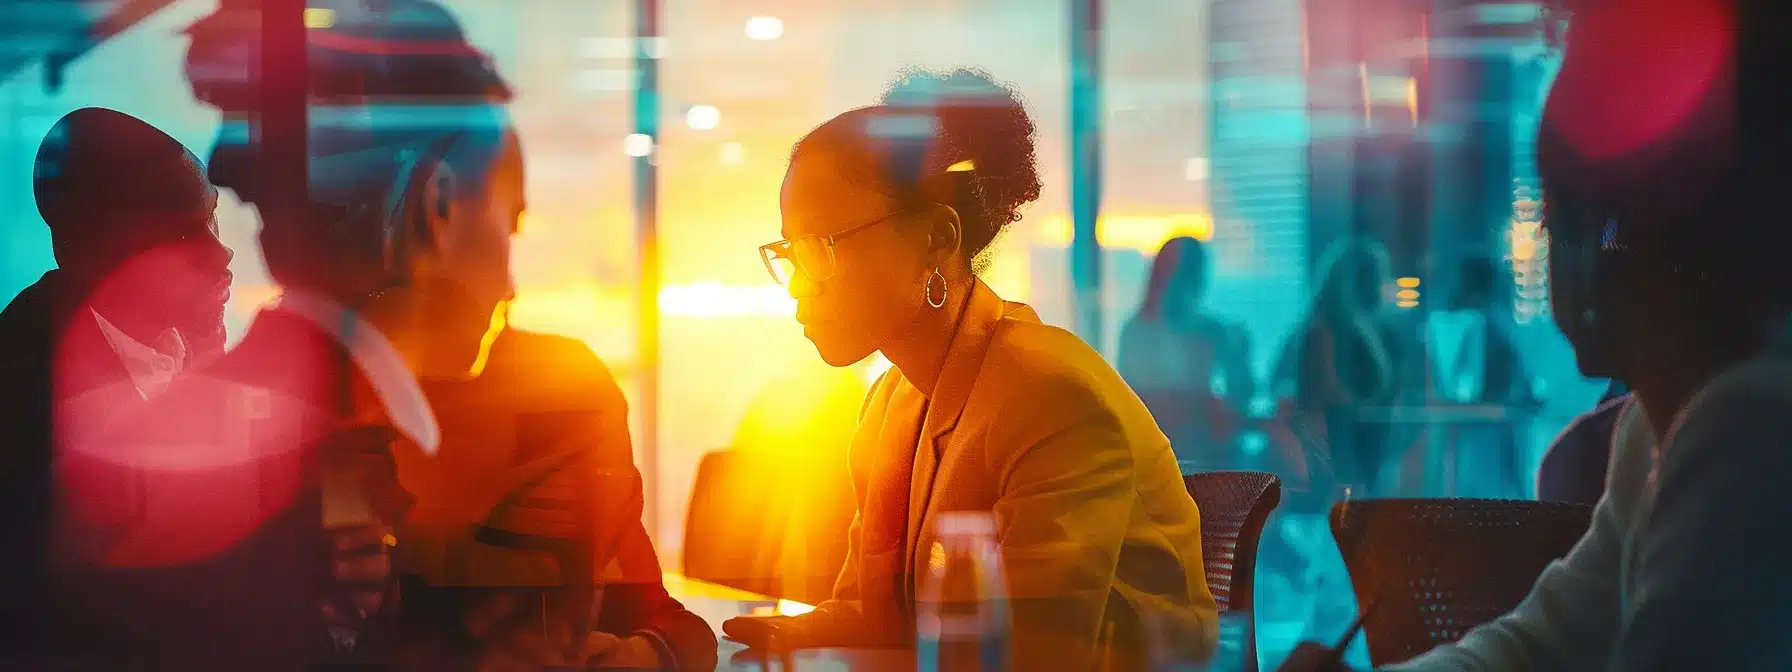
left=686, top=105, right=721, bottom=131
left=745, top=16, right=784, bottom=41
left=624, top=133, right=655, bottom=157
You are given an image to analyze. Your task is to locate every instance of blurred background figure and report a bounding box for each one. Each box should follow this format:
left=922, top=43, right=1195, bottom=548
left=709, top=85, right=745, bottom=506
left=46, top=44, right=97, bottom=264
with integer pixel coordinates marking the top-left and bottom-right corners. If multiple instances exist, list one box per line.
left=1423, top=256, right=1541, bottom=497
left=1426, top=257, right=1535, bottom=407
left=1274, top=237, right=1426, bottom=497
left=729, top=361, right=869, bottom=460
left=1118, top=235, right=1255, bottom=471
left=0, top=107, right=228, bottom=658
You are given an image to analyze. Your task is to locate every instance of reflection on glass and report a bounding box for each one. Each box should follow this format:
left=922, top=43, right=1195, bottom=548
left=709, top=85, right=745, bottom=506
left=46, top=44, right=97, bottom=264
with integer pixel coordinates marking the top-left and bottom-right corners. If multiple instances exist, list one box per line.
left=917, top=512, right=1011, bottom=672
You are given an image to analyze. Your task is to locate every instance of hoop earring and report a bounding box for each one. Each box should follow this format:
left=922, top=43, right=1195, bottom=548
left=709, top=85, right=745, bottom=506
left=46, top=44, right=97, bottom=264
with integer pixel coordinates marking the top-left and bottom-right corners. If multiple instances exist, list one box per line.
left=924, top=268, right=948, bottom=309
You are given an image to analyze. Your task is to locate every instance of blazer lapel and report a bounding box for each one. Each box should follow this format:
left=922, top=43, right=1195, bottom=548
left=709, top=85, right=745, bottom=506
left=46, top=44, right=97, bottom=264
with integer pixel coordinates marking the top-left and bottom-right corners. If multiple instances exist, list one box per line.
left=875, top=375, right=927, bottom=548
left=850, top=372, right=925, bottom=628
left=901, top=280, right=1015, bottom=584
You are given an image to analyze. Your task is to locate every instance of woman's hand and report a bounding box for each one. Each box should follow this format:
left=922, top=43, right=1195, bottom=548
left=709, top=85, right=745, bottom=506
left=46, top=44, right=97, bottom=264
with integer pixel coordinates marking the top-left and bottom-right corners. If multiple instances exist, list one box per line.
left=470, top=628, right=564, bottom=672
left=460, top=590, right=670, bottom=669
left=466, top=623, right=663, bottom=670
left=462, top=591, right=566, bottom=669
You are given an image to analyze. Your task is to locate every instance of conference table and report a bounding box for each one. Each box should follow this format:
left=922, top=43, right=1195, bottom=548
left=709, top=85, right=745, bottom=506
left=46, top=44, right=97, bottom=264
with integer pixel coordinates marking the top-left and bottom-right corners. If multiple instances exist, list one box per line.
left=1352, top=403, right=1533, bottom=496
left=668, top=574, right=1255, bottom=671
left=662, top=573, right=916, bottom=671
left=314, top=574, right=1240, bottom=670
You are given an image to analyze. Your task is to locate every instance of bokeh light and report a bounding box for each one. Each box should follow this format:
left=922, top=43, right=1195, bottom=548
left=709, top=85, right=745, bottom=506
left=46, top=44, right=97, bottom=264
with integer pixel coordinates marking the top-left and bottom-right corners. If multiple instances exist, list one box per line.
left=685, top=105, right=721, bottom=131
left=623, top=133, right=655, bottom=157
left=744, top=16, right=784, bottom=41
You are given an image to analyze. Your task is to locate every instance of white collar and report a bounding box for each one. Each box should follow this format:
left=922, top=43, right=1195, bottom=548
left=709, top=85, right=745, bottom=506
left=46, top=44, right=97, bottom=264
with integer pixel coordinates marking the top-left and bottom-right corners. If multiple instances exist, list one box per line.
left=90, top=308, right=184, bottom=399
left=274, top=291, right=441, bottom=454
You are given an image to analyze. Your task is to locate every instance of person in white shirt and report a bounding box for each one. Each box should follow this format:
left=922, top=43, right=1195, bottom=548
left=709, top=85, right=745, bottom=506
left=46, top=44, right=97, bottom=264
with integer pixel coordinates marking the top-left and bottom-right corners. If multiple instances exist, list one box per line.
left=1281, top=0, right=1765, bottom=669
left=1423, top=256, right=1540, bottom=497
left=0, top=108, right=232, bottom=659
left=1425, top=257, right=1535, bottom=409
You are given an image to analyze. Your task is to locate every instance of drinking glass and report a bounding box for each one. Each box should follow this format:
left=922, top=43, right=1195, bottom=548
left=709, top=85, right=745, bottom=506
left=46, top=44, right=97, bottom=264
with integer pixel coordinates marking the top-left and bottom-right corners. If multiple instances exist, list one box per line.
left=916, top=512, right=1010, bottom=672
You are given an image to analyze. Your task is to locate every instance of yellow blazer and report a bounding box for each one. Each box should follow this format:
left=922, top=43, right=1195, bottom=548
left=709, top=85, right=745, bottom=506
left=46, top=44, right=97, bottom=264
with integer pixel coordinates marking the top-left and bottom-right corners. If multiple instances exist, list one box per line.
left=818, top=280, right=1218, bottom=670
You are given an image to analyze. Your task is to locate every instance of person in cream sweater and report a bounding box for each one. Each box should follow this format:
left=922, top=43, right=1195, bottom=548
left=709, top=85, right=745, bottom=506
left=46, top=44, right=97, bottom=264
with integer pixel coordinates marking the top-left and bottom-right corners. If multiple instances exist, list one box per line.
left=1284, top=0, right=1786, bottom=669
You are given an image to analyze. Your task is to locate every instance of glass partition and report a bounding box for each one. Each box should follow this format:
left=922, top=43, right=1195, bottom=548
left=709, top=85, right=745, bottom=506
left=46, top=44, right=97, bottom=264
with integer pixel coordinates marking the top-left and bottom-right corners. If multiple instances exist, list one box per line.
left=0, top=2, right=1612, bottom=668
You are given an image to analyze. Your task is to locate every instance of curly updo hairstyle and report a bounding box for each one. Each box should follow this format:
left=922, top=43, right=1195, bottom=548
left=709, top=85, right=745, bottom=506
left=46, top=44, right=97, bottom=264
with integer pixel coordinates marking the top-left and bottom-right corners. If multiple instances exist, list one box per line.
left=791, top=68, right=1042, bottom=273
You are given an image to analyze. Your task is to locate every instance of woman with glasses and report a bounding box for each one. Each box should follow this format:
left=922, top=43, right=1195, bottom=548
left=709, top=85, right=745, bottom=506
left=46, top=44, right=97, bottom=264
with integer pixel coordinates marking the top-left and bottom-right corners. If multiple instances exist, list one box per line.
left=724, top=68, right=1218, bottom=670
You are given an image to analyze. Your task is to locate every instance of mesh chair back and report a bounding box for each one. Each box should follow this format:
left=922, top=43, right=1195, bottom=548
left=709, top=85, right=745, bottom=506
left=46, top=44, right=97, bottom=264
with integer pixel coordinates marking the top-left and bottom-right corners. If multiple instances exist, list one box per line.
left=1329, top=498, right=1594, bottom=666
left=1183, top=471, right=1282, bottom=612
left=1183, top=471, right=1281, bottom=672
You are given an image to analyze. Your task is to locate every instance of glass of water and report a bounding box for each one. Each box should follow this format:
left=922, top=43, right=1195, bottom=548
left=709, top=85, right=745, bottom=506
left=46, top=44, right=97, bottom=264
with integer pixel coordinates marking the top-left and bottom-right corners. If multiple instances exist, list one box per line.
left=916, top=512, right=1011, bottom=672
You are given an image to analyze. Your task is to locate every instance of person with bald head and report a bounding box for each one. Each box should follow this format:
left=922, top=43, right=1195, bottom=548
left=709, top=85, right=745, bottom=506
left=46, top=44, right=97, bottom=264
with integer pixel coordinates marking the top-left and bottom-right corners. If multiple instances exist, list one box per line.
left=0, top=107, right=230, bottom=658
left=3, top=107, right=231, bottom=406
left=28, top=101, right=524, bottom=669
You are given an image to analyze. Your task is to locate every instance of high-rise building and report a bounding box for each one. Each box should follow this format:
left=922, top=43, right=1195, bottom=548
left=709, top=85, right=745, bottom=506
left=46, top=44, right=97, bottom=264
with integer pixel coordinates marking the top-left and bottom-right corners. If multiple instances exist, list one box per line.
left=1303, top=0, right=1431, bottom=285
left=1206, top=0, right=1311, bottom=377
left=1209, top=0, right=1555, bottom=322
left=1423, top=2, right=1555, bottom=316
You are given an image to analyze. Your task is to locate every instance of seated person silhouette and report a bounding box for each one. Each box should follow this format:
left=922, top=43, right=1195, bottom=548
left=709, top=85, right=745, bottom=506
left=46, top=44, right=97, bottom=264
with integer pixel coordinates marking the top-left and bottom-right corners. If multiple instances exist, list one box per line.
left=408, top=327, right=717, bottom=670
left=183, top=1, right=713, bottom=668
left=45, top=123, right=506, bottom=670
left=1422, top=256, right=1540, bottom=496
left=0, top=108, right=232, bottom=658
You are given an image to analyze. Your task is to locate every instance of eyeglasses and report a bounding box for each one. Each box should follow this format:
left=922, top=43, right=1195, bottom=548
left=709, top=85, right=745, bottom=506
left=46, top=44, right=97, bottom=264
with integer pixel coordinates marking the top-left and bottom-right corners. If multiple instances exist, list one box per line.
left=759, top=209, right=909, bottom=286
